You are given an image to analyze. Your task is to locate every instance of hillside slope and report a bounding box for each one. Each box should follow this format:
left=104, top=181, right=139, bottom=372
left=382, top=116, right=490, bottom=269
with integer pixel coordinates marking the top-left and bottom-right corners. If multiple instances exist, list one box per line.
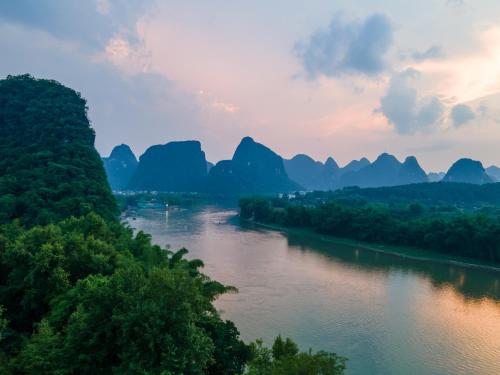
left=0, top=74, right=116, bottom=225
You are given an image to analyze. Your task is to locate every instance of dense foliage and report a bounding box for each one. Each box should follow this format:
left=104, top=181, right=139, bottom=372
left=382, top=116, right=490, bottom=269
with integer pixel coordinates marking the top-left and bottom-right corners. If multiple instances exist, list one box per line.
left=296, top=182, right=500, bottom=209
left=0, top=75, right=346, bottom=374
left=240, top=197, right=500, bottom=263
left=246, top=336, right=346, bottom=375
left=0, top=75, right=117, bottom=225
left=0, top=215, right=251, bottom=374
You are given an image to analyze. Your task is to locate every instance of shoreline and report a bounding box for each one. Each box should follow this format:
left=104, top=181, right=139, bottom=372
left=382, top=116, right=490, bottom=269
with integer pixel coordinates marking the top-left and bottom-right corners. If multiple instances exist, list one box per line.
left=244, top=219, right=500, bottom=274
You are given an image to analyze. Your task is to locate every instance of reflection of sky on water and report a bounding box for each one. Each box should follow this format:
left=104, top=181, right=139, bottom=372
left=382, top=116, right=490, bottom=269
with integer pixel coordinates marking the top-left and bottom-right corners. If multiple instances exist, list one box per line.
left=125, top=205, right=500, bottom=375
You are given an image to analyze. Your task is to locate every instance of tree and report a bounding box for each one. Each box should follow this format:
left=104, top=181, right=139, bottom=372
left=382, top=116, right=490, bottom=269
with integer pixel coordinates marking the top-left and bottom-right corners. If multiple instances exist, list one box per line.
left=246, top=336, right=346, bottom=375
left=272, top=335, right=298, bottom=360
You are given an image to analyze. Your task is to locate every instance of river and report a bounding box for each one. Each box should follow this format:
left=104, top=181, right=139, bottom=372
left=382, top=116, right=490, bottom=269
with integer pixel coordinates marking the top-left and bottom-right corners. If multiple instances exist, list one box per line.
left=124, top=204, right=500, bottom=375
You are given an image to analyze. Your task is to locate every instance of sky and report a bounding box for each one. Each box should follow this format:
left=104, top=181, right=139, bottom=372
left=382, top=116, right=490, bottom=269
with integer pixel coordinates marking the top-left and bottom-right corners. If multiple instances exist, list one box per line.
left=1, top=0, right=500, bottom=172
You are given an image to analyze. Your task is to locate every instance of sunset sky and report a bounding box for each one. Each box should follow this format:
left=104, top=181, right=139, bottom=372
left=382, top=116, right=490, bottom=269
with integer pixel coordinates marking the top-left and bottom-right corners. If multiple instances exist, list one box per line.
left=2, top=0, right=500, bottom=171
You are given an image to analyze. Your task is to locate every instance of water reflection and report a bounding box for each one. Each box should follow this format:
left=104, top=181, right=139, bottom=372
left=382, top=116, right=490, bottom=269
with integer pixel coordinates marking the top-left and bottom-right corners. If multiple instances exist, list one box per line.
left=126, top=205, right=500, bottom=375
left=283, top=231, right=500, bottom=302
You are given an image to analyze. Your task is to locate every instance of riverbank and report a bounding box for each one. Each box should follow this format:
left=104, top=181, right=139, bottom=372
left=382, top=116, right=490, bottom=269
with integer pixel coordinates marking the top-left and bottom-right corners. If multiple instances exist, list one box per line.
left=244, top=219, right=500, bottom=274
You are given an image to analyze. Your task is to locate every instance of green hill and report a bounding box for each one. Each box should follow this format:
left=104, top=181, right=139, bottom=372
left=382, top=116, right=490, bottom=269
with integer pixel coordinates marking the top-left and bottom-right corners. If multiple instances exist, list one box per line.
left=0, top=74, right=117, bottom=225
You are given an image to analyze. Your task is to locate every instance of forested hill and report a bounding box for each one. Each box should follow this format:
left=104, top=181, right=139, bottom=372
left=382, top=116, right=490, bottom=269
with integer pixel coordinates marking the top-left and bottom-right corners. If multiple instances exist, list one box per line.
left=0, top=75, right=117, bottom=225
left=299, top=182, right=500, bottom=209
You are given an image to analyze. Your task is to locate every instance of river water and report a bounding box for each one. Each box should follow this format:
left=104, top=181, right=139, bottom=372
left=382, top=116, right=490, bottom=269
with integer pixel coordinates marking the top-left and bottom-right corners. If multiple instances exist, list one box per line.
left=125, top=205, right=500, bottom=375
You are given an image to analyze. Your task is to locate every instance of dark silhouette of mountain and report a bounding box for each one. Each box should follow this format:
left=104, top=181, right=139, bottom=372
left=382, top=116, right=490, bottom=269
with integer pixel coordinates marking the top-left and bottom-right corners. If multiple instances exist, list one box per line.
left=324, top=157, right=340, bottom=171
left=428, top=172, right=445, bottom=182
left=323, top=157, right=340, bottom=188
left=486, top=166, right=500, bottom=181
left=128, top=141, right=207, bottom=191
left=206, top=161, right=214, bottom=173
left=207, top=137, right=301, bottom=193
left=285, top=153, right=430, bottom=191
left=342, top=158, right=371, bottom=173
left=102, top=144, right=138, bottom=190
left=339, top=153, right=428, bottom=188
left=284, top=154, right=340, bottom=190
left=398, top=156, right=428, bottom=185
left=443, top=158, right=493, bottom=184
left=284, top=154, right=327, bottom=190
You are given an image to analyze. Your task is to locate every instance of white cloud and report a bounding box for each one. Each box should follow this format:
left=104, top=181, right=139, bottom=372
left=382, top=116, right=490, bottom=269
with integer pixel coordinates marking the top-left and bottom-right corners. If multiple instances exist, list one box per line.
left=450, top=104, right=475, bottom=126
left=379, top=69, right=445, bottom=134
left=295, top=13, right=393, bottom=79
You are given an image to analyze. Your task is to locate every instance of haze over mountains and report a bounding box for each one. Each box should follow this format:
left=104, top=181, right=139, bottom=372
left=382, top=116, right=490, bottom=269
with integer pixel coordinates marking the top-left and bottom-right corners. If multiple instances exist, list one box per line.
left=338, top=154, right=429, bottom=188
left=103, top=137, right=499, bottom=193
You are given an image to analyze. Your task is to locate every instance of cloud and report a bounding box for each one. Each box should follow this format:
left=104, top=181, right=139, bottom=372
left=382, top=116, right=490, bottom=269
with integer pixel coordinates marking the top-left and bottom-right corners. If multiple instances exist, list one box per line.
left=450, top=104, right=475, bottom=126
left=295, top=13, right=393, bottom=79
left=379, top=69, right=445, bottom=134
left=0, top=22, right=201, bottom=155
left=0, top=0, right=153, bottom=50
left=412, top=46, right=445, bottom=62
left=0, top=0, right=208, bottom=156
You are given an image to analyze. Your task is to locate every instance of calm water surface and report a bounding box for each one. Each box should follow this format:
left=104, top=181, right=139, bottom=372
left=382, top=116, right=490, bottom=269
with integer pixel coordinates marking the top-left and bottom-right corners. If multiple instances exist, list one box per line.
left=125, top=205, right=500, bottom=375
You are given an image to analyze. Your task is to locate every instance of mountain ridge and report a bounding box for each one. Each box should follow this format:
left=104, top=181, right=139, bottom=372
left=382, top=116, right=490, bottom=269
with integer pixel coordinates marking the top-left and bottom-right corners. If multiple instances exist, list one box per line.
left=102, top=139, right=499, bottom=193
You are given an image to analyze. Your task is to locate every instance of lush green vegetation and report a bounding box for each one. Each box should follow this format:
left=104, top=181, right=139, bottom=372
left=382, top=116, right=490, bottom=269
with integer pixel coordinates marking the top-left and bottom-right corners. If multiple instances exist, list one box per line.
left=296, top=182, right=500, bottom=209
left=0, top=75, right=346, bottom=374
left=0, top=75, right=117, bottom=226
left=0, top=215, right=250, bottom=374
left=240, top=197, right=500, bottom=263
left=246, top=336, right=346, bottom=375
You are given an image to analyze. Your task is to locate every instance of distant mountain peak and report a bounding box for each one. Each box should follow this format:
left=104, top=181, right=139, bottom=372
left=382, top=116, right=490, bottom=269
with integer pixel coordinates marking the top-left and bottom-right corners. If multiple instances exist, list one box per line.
left=324, top=157, right=339, bottom=170
left=208, top=137, right=300, bottom=193
left=443, top=158, right=493, bottom=184
left=128, top=140, right=207, bottom=191
left=108, top=144, right=137, bottom=166
left=339, top=153, right=428, bottom=188
left=486, top=165, right=500, bottom=181
left=103, top=144, right=138, bottom=190
left=343, top=158, right=370, bottom=172
left=375, top=153, right=399, bottom=164
left=291, top=154, right=316, bottom=163
left=403, top=156, right=418, bottom=164
left=109, top=144, right=135, bottom=159
left=240, top=136, right=255, bottom=144
left=399, top=155, right=428, bottom=184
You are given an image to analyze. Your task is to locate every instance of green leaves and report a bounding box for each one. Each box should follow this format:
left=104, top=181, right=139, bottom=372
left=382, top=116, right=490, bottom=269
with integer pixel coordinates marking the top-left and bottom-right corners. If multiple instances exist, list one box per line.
left=272, top=335, right=298, bottom=360
left=0, top=75, right=117, bottom=225
left=0, top=214, right=249, bottom=374
left=247, top=336, right=347, bottom=375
